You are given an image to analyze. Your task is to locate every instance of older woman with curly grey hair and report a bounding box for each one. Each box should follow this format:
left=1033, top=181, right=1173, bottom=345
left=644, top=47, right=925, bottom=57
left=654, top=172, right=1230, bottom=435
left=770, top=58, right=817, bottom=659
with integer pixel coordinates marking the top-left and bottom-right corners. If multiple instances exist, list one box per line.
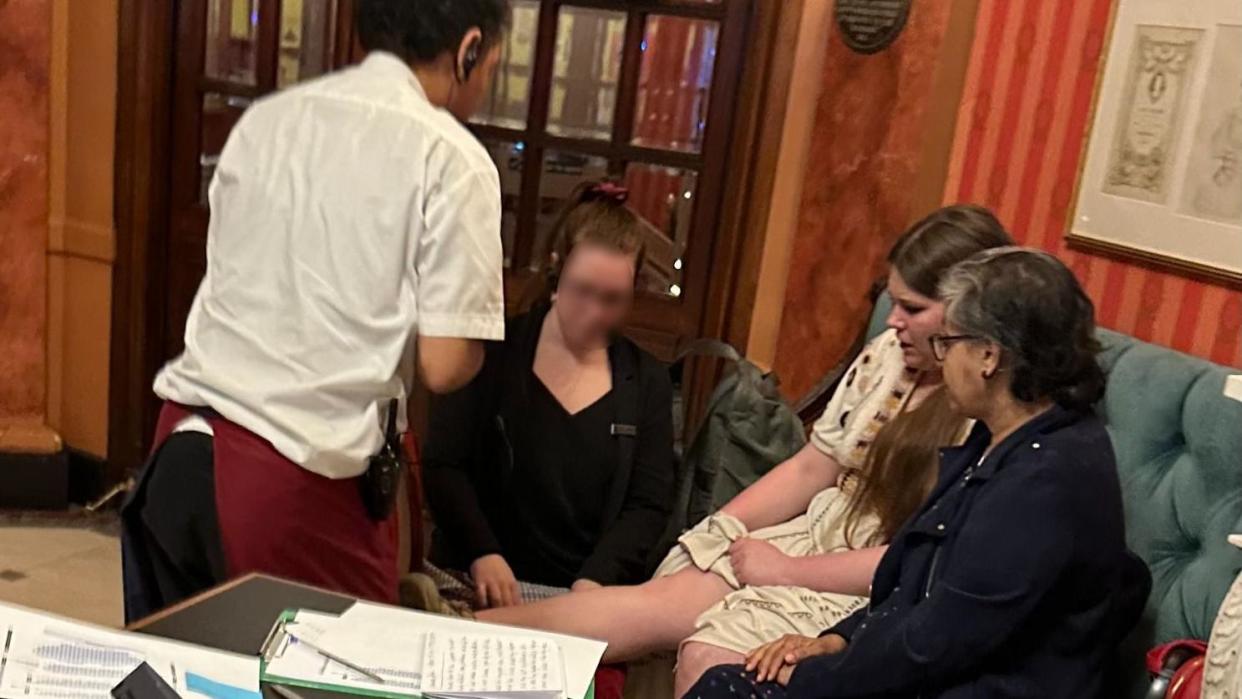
left=685, top=248, right=1152, bottom=699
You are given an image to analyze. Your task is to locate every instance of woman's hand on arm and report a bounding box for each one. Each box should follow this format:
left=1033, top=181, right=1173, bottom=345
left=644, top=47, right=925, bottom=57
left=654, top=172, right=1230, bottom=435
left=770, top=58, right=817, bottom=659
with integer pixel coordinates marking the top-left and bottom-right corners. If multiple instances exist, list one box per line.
left=720, top=444, right=842, bottom=531
left=745, top=634, right=848, bottom=684
left=728, top=541, right=886, bottom=596
left=728, top=539, right=796, bottom=587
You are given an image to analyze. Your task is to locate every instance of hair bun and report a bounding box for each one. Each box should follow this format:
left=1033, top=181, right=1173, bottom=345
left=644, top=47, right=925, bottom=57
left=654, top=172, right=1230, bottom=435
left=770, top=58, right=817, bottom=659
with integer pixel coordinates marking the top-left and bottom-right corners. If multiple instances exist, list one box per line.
left=581, top=181, right=629, bottom=205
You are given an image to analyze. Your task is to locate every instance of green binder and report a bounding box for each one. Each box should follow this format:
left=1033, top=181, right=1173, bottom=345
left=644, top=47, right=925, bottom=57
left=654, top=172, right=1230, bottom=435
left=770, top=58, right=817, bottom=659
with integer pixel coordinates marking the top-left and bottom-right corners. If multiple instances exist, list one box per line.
left=259, top=610, right=595, bottom=699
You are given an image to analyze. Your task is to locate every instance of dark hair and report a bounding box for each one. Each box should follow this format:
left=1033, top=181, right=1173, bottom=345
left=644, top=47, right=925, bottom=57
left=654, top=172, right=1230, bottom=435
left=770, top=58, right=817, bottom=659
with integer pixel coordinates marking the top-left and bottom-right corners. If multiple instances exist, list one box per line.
left=356, top=0, right=512, bottom=64
left=940, top=248, right=1106, bottom=412
left=889, top=204, right=1014, bottom=297
left=519, top=181, right=647, bottom=310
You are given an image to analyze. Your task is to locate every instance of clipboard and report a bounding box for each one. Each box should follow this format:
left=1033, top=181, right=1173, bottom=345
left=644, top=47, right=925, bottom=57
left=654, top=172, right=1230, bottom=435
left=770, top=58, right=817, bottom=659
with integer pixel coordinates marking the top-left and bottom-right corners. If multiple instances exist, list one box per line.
left=259, top=610, right=596, bottom=699
left=261, top=610, right=414, bottom=699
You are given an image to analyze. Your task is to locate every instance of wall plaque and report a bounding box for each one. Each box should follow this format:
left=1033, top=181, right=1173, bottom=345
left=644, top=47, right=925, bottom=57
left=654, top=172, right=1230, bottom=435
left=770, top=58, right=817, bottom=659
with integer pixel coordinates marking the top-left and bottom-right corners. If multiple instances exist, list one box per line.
left=835, top=0, right=913, bottom=54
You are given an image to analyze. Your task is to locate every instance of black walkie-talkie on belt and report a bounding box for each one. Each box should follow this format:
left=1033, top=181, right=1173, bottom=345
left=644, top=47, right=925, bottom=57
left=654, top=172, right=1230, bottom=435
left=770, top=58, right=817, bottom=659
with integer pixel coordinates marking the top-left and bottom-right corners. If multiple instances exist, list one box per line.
left=359, top=398, right=403, bottom=521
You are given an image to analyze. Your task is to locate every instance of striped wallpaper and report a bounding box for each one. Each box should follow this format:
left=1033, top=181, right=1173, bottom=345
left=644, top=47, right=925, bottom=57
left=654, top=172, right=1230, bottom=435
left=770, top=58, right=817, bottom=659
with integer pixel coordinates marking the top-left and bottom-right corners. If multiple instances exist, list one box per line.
left=944, top=0, right=1242, bottom=368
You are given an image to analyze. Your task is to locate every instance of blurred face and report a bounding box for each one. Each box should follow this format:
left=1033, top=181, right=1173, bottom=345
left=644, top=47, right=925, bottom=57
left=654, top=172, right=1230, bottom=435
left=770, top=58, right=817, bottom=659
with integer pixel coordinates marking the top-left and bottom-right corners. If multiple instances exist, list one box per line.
left=553, top=243, right=637, bottom=347
left=885, top=269, right=946, bottom=372
left=447, top=42, right=503, bottom=120
left=935, top=324, right=1000, bottom=419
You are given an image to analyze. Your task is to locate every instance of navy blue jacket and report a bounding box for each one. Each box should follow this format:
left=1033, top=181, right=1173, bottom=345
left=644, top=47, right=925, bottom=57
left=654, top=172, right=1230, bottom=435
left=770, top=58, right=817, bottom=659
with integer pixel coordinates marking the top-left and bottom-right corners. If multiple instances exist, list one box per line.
left=786, top=405, right=1150, bottom=699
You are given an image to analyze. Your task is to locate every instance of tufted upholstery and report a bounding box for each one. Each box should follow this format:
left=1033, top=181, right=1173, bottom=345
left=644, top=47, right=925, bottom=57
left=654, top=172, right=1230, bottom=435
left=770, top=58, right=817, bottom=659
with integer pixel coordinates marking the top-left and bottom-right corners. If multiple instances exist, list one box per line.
left=865, top=295, right=1242, bottom=694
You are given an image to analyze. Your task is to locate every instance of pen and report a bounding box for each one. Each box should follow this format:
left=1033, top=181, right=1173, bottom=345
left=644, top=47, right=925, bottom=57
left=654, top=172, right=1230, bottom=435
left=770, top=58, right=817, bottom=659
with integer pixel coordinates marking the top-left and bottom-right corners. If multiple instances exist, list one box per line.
left=269, top=684, right=307, bottom=699
left=284, top=631, right=387, bottom=684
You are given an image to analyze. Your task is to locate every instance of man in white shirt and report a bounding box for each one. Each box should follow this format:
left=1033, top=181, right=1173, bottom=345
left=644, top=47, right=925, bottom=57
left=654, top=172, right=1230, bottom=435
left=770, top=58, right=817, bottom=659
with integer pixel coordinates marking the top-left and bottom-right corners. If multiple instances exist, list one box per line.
left=122, top=0, right=513, bottom=622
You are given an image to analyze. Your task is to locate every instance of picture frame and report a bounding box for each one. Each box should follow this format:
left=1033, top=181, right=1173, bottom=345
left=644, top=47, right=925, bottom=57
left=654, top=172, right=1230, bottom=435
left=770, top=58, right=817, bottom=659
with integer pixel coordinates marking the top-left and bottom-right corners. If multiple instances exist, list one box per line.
left=1069, top=0, right=1242, bottom=289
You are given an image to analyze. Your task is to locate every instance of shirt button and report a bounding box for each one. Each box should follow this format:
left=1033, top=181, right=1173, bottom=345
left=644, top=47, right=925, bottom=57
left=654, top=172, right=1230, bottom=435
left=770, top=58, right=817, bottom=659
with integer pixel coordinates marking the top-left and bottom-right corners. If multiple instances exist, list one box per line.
left=1032, top=442, right=1041, bottom=449
left=937, top=524, right=946, bottom=531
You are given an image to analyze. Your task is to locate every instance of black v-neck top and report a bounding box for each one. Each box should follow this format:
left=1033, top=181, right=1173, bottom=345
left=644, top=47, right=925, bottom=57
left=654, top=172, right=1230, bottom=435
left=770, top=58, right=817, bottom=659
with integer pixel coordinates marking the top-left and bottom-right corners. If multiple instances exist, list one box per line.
left=500, top=376, right=620, bottom=583
left=423, top=305, right=675, bottom=588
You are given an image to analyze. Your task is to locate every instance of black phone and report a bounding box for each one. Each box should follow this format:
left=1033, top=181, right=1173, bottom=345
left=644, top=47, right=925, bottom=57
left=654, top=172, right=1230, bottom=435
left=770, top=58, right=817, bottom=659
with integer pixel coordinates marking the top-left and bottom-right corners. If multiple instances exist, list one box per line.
left=112, top=662, right=182, bottom=699
left=358, top=399, right=403, bottom=521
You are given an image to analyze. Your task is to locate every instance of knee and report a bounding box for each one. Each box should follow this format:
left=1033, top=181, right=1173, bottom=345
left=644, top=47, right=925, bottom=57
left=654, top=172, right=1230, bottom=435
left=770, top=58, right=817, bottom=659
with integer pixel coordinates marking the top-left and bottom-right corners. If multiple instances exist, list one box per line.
left=677, top=641, right=718, bottom=670
left=682, top=664, right=750, bottom=699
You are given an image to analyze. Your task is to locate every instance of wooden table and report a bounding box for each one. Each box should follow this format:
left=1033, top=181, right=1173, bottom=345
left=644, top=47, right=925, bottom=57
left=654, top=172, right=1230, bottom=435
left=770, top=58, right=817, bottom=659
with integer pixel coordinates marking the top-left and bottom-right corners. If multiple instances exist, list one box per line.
left=129, top=573, right=360, bottom=699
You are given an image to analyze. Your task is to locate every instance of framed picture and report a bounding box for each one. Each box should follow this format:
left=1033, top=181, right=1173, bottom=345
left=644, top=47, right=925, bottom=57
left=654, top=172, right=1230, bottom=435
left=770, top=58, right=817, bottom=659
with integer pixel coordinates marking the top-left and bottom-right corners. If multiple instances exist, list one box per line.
left=1070, top=0, right=1242, bottom=288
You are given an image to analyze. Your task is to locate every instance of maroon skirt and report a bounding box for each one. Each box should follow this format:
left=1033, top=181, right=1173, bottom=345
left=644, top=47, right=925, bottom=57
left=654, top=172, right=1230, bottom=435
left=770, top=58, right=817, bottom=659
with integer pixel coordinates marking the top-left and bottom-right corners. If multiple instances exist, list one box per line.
left=152, top=402, right=400, bottom=604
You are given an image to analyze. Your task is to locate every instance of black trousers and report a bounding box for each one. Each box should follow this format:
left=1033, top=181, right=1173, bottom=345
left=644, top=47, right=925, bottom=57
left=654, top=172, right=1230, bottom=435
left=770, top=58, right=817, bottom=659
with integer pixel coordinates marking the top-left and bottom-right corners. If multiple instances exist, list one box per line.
left=121, top=432, right=228, bottom=623
left=684, top=665, right=789, bottom=699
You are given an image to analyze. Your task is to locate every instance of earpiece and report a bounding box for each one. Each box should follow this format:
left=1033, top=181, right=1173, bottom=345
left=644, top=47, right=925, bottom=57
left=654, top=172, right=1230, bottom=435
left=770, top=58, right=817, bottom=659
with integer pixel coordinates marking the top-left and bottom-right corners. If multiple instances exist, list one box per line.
left=459, top=37, right=481, bottom=83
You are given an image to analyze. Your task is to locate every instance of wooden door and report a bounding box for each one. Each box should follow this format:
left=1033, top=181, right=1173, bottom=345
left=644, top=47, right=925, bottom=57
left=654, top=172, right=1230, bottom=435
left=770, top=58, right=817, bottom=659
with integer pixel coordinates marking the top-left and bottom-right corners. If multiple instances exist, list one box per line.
left=164, top=0, right=356, bottom=359
left=474, top=0, right=751, bottom=358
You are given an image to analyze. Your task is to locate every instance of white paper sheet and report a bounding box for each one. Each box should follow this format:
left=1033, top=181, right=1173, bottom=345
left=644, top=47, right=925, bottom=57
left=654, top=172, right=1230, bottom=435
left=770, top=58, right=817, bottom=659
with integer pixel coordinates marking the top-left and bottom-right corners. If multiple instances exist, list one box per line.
left=263, top=611, right=423, bottom=697
left=421, top=632, right=563, bottom=699
left=319, top=603, right=606, bottom=699
left=0, top=601, right=261, bottom=699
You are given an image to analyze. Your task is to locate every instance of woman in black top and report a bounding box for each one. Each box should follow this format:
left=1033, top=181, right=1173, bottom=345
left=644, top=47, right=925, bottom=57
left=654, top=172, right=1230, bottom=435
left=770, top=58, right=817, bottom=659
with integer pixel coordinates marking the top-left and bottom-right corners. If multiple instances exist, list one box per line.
left=687, top=249, right=1151, bottom=699
left=423, top=181, right=674, bottom=608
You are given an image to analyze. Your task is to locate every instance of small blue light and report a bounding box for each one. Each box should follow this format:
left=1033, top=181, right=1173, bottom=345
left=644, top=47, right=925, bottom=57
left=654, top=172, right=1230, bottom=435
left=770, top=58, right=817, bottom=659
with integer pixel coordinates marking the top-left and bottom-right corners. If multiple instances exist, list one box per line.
left=640, top=40, right=648, bottom=52
left=250, top=9, right=258, bottom=25
left=514, top=141, right=526, bottom=152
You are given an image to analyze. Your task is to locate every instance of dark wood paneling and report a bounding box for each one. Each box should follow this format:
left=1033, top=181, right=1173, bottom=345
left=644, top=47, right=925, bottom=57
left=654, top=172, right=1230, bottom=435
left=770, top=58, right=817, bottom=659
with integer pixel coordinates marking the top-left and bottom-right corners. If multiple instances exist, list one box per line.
left=110, top=0, right=177, bottom=478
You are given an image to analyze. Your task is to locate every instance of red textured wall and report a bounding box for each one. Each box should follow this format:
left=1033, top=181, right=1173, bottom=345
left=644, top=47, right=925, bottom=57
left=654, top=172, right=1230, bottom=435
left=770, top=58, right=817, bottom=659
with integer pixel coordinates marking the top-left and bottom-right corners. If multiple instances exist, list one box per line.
left=0, top=0, right=50, bottom=422
left=946, top=0, right=1242, bottom=368
left=772, top=0, right=959, bottom=400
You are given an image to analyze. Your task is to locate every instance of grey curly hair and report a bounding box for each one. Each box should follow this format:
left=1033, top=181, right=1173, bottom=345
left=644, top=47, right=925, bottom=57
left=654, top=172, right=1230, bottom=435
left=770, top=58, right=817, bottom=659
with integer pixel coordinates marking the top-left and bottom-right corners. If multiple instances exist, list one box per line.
left=938, top=248, right=1105, bottom=411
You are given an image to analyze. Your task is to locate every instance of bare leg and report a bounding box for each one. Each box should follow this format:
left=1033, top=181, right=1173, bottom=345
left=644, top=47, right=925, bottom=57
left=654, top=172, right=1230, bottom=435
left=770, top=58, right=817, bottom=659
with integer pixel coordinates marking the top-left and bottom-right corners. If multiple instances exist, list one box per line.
left=477, top=569, right=731, bottom=662
left=674, top=642, right=745, bottom=698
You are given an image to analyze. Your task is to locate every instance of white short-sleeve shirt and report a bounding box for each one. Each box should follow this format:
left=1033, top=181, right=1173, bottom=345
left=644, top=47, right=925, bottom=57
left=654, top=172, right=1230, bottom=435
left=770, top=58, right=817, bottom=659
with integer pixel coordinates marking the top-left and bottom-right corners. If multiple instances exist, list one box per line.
left=155, top=51, right=505, bottom=479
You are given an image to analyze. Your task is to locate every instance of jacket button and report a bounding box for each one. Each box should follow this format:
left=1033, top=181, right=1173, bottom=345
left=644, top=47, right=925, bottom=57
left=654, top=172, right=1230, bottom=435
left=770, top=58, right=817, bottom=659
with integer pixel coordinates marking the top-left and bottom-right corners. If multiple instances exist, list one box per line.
left=937, top=524, right=946, bottom=531
left=1032, top=442, right=1041, bottom=449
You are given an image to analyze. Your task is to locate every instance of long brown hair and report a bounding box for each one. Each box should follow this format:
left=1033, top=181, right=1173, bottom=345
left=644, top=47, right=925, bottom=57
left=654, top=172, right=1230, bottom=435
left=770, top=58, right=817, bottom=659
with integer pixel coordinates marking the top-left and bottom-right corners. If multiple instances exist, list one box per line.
left=519, top=181, right=647, bottom=311
left=844, top=388, right=965, bottom=546
left=843, top=204, right=1014, bottom=546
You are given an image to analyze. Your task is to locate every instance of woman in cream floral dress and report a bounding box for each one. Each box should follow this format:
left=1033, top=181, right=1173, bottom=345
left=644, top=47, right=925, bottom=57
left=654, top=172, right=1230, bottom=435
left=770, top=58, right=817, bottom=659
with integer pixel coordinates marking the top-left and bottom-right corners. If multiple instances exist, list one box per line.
left=474, top=206, right=1012, bottom=696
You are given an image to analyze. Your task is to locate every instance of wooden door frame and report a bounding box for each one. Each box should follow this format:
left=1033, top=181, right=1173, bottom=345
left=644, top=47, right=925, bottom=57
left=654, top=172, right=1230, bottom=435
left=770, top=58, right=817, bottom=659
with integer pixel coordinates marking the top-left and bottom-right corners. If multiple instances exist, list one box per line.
left=108, top=0, right=801, bottom=478
left=110, top=0, right=176, bottom=482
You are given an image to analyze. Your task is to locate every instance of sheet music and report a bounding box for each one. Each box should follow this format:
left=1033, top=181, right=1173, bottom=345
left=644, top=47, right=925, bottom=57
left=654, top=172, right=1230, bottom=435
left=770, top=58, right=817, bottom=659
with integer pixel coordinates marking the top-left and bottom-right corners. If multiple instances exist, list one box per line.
left=421, top=632, right=563, bottom=698
left=322, top=603, right=605, bottom=699
left=0, top=602, right=261, bottom=699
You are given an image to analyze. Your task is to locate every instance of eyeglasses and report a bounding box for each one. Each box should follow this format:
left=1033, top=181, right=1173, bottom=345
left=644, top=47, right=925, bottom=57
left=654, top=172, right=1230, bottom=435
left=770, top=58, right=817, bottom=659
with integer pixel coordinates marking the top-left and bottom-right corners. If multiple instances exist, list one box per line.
left=929, top=333, right=981, bottom=362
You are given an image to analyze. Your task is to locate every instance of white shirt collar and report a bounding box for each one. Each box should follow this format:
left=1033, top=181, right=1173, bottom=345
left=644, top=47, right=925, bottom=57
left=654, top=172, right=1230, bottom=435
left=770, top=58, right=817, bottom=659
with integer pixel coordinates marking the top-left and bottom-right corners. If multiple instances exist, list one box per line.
left=361, top=50, right=431, bottom=102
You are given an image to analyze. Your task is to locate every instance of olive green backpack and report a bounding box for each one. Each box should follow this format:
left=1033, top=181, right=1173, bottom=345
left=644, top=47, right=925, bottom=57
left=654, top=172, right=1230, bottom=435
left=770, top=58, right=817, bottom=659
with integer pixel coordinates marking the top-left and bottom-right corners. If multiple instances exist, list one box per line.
left=650, top=340, right=806, bottom=570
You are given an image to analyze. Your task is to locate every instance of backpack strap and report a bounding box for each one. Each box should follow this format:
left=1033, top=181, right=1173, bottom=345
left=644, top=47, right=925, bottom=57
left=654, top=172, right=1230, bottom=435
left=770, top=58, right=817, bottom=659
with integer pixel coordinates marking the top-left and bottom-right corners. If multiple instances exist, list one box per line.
left=675, top=338, right=743, bottom=365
